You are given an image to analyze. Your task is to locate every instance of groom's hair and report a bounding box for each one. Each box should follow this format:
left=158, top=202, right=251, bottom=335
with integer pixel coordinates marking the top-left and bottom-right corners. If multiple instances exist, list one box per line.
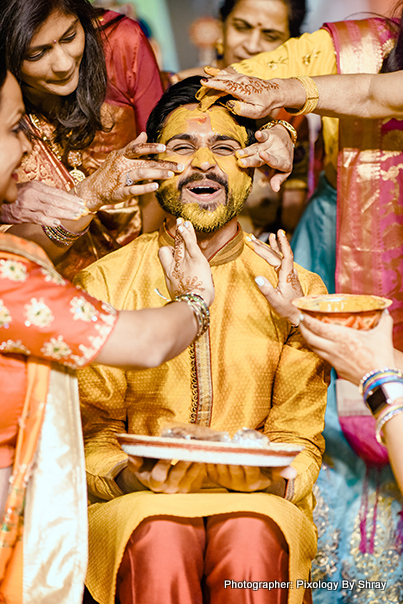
left=146, top=76, right=256, bottom=145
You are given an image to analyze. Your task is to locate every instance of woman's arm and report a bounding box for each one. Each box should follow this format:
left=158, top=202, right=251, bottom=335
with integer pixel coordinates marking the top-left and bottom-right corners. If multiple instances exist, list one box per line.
left=5, top=134, right=183, bottom=262
left=304, top=72, right=403, bottom=120
left=0, top=220, right=213, bottom=370
left=199, top=70, right=403, bottom=122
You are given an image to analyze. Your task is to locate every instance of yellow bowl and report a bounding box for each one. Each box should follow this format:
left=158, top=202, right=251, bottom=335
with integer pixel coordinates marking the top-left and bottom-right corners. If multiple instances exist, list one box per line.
left=291, top=294, right=392, bottom=330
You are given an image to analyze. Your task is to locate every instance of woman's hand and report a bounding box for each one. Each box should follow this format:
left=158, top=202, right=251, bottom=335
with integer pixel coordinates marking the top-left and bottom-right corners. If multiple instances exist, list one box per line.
left=298, top=310, right=396, bottom=386
left=236, top=126, right=294, bottom=192
left=76, top=132, right=184, bottom=211
left=249, top=230, right=303, bottom=324
left=118, top=456, right=207, bottom=494
left=207, top=463, right=296, bottom=495
left=159, top=218, right=215, bottom=307
left=1, top=181, right=88, bottom=227
left=197, top=69, right=287, bottom=119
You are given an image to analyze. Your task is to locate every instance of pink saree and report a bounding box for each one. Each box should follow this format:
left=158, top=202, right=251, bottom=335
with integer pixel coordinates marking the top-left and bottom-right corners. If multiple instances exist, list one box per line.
left=324, top=18, right=403, bottom=350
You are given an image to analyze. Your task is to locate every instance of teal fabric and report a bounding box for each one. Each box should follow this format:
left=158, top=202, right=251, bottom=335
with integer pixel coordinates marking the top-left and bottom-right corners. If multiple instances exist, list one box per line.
left=311, top=376, right=403, bottom=603
left=291, top=172, right=337, bottom=294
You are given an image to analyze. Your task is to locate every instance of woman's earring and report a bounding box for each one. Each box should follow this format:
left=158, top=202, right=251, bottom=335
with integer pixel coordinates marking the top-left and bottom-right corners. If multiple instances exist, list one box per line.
left=215, top=39, right=224, bottom=59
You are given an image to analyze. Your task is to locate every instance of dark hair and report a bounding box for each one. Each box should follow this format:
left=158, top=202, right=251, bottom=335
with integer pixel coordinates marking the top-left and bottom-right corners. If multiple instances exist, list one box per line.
left=219, top=0, right=307, bottom=38
left=0, top=0, right=107, bottom=150
left=0, top=47, right=7, bottom=100
left=381, top=1, right=403, bottom=72
left=146, top=76, right=256, bottom=146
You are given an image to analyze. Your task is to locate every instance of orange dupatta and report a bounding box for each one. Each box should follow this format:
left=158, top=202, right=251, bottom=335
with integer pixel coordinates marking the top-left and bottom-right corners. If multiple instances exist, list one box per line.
left=0, top=359, right=51, bottom=604
left=0, top=236, right=54, bottom=603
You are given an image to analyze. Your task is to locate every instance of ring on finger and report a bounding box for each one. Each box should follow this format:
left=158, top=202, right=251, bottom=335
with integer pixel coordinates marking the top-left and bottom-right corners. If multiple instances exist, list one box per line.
left=126, top=172, right=134, bottom=187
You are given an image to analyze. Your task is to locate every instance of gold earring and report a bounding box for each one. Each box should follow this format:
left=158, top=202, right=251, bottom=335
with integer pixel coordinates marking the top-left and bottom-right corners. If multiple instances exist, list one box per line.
left=215, top=39, right=224, bottom=56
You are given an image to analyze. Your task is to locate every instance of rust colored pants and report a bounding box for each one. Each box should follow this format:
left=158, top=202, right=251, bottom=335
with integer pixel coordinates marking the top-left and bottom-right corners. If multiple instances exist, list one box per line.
left=116, top=512, right=302, bottom=604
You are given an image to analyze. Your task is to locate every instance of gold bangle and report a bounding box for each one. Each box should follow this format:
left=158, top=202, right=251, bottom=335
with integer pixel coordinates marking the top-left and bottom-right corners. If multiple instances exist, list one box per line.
left=286, top=76, right=319, bottom=116
left=260, top=119, right=298, bottom=147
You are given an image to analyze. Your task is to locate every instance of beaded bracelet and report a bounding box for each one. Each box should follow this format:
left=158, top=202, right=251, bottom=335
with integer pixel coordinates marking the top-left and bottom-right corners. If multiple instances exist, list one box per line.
left=287, top=76, right=319, bottom=116
left=359, top=368, right=403, bottom=399
left=375, top=403, right=403, bottom=445
left=42, top=223, right=90, bottom=246
left=260, top=119, right=298, bottom=147
left=173, top=292, right=210, bottom=339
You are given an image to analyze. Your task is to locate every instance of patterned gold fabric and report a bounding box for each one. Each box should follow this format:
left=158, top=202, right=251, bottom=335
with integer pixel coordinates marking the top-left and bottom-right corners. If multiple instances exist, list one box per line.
left=76, top=225, right=330, bottom=604
left=230, top=29, right=339, bottom=188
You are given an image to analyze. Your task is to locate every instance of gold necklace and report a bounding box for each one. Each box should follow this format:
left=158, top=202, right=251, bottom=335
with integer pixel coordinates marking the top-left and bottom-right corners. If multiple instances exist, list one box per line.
left=29, top=113, right=86, bottom=183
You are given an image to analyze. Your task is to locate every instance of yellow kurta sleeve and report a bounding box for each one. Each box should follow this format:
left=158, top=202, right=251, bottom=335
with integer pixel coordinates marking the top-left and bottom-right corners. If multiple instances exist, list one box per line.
left=264, top=265, right=330, bottom=516
left=75, top=268, right=129, bottom=501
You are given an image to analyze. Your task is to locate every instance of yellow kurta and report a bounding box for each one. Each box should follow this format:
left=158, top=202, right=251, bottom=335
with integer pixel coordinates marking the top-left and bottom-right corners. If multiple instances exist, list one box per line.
left=76, top=225, right=330, bottom=604
left=221, top=29, right=339, bottom=188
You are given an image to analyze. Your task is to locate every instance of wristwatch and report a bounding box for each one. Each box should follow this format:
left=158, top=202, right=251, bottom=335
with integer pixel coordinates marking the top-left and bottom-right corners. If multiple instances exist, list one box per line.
left=365, top=381, right=403, bottom=417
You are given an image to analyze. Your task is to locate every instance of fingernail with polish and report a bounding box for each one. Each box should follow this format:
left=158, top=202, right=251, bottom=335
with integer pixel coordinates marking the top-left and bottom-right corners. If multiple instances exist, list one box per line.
left=184, top=221, right=191, bottom=228
left=178, top=225, right=184, bottom=233
left=245, top=236, right=252, bottom=242
left=52, top=219, right=61, bottom=227
left=177, top=164, right=184, bottom=171
left=299, top=314, right=305, bottom=322
left=255, top=276, right=265, bottom=286
left=151, top=183, right=159, bottom=190
left=167, top=171, right=174, bottom=177
left=157, top=145, right=166, bottom=152
left=177, top=217, right=184, bottom=224
left=280, top=229, right=286, bottom=236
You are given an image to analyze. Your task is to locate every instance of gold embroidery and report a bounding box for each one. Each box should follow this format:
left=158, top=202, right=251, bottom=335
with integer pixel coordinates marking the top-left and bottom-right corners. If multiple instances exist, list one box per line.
left=188, top=330, right=213, bottom=426
left=382, top=38, right=396, bottom=58
left=266, top=57, right=288, bottom=70
left=312, top=483, right=340, bottom=581
left=302, top=49, right=321, bottom=66
left=341, top=491, right=403, bottom=603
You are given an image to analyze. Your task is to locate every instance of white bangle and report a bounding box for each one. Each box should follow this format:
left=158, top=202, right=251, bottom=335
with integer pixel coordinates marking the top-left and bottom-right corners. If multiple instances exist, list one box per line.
left=375, top=403, right=403, bottom=445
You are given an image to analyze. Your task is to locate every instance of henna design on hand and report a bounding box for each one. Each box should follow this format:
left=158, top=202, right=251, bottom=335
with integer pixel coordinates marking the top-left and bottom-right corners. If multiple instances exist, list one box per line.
left=171, top=229, right=205, bottom=297
left=286, top=269, right=303, bottom=293
left=213, top=78, right=279, bottom=96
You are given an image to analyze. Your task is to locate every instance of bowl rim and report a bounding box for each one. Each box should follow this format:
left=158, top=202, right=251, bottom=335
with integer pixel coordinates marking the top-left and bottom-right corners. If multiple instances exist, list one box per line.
left=291, top=293, right=393, bottom=313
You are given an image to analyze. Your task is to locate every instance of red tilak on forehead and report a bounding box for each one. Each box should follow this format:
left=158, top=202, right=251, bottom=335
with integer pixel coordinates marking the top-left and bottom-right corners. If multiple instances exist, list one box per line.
left=188, top=116, right=208, bottom=124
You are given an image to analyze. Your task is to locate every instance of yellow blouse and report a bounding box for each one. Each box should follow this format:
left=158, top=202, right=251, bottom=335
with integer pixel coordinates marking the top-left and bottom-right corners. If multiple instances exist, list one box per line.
left=231, top=29, right=339, bottom=188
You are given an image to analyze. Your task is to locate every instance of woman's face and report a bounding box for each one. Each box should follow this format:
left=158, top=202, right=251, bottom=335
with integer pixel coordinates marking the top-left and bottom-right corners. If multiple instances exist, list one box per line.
left=0, top=73, right=31, bottom=205
left=222, top=0, right=290, bottom=65
left=20, top=9, right=85, bottom=100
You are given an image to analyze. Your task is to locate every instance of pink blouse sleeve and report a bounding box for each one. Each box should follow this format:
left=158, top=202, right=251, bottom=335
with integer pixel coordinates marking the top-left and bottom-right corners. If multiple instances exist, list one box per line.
left=0, top=255, right=118, bottom=369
